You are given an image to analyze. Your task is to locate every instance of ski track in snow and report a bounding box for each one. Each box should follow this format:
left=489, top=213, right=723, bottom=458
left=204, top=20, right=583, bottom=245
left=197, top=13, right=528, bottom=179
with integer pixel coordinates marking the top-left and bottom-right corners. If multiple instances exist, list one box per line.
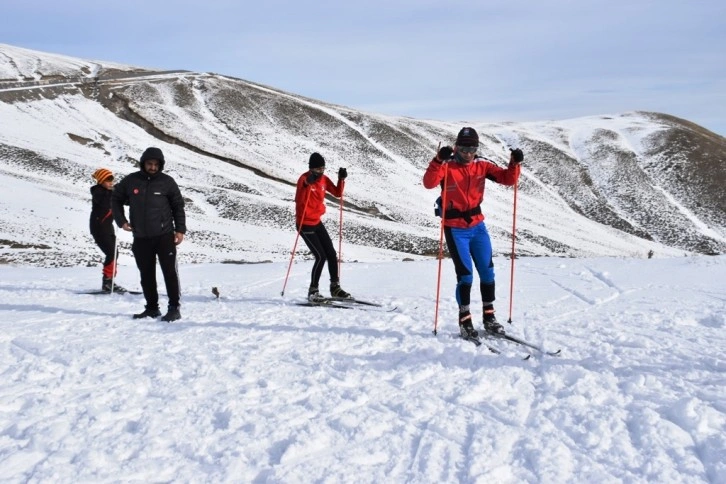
left=0, top=256, right=725, bottom=482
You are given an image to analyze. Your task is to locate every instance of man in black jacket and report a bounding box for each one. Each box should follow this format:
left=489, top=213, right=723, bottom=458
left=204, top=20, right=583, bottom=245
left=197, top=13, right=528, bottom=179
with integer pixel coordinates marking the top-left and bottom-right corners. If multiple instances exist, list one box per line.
left=112, top=147, right=187, bottom=322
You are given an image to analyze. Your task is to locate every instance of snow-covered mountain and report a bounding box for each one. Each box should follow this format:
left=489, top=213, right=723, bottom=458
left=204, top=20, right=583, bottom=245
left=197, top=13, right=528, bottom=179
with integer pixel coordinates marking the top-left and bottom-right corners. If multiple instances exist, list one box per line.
left=1, top=43, right=724, bottom=266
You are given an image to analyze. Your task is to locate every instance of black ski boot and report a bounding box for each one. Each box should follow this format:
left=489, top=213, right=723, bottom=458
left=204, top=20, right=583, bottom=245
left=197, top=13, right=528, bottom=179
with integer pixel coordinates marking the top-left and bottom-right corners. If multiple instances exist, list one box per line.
left=308, top=286, right=326, bottom=303
left=102, top=277, right=127, bottom=293
left=133, top=305, right=161, bottom=319
left=483, top=307, right=504, bottom=334
left=161, top=305, right=181, bottom=322
left=330, top=283, right=351, bottom=299
left=459, top=310, right=479, bottom=339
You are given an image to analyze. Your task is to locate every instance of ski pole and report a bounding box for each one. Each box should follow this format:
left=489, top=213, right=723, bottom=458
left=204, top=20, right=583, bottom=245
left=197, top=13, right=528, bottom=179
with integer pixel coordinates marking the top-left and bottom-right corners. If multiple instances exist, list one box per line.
left=111, top=232, right=119, bottom=295
left=433, top=150, right=448, bottom=336
left=507, top=179, right=519, bottom=324
left=281, top=188, right=312, bottom=297
left=337, top=191, right=344, bottom=280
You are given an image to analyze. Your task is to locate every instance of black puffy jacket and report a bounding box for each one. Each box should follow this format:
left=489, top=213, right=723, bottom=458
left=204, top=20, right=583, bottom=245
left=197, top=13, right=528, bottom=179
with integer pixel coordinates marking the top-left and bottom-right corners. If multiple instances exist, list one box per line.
left=112, top=170, right=186, bottom=238
left=90, top=184, right=115, bottom=236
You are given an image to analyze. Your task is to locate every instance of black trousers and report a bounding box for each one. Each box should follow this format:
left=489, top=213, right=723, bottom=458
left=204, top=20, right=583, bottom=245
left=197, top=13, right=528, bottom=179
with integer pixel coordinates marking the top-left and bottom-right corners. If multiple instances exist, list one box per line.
left=132, top=233, right=181, bottom=308
left=299, top=222, right=339, bottom=289
left=92, top=231, right=116, bottom=278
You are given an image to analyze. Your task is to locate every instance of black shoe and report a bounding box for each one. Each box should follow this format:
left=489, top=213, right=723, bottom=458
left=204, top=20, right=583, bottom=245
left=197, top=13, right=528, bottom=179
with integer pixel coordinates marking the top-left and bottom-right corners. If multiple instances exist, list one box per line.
left=483, top=308, right=504, bottom=334
left=330, top=283, right=351, bottom=299
left=459, top=311, right=479, bottom=338
left=161, top=306, right=181, bottom=322
left=133, top=306, right=161, bottom=319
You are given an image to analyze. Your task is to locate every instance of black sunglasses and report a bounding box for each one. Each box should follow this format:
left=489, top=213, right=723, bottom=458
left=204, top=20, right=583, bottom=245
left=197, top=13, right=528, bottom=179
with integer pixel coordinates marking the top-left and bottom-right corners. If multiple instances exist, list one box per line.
left=457, top=146, right=478, bottom=153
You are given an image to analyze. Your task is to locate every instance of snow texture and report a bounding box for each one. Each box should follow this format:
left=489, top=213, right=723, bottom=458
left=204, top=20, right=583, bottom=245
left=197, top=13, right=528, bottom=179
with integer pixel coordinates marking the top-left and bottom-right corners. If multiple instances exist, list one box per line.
left=1, top=255, right=724, bottom=482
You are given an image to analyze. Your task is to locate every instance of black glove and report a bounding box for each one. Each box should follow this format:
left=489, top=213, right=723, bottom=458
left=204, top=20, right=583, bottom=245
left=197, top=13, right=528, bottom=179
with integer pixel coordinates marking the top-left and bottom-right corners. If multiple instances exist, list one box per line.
left=306, top=171, right=322, bottom=184
left=338, top=167, right=348, bottom=180
left=437, top=146, right=454, bottom=162
left=510, top=148, right=524, bottom=163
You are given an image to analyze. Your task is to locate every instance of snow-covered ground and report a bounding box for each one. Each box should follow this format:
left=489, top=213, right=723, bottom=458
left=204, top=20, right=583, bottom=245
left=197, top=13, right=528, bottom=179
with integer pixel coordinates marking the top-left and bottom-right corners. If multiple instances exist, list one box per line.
left=1, top=255, right=724, bottom=482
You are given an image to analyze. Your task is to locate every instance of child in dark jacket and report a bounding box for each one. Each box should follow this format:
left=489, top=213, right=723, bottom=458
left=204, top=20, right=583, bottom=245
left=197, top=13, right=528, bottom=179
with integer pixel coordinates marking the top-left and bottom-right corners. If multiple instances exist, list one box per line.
left=90, top=168, right=125, bottom=292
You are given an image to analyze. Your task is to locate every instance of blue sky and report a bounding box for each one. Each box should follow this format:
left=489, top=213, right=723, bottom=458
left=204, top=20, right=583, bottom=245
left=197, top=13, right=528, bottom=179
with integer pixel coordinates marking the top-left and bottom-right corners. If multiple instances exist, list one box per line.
left=3, top=0, right=725, bottom=135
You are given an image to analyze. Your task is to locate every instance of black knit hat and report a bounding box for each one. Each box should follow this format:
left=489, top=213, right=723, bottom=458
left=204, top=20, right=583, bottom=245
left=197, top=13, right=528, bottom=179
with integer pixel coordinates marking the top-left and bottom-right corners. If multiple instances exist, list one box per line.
left=456, top=127, right=479, bottom=147
left=309, top=152, right=325, bottom=169
left=140, top=147, right=165, bottom=171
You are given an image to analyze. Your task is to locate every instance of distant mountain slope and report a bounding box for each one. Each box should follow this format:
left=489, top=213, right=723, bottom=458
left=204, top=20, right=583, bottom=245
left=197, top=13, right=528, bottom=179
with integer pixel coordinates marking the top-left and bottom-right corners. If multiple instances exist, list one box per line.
left=0, top=44, right=724, bottom=266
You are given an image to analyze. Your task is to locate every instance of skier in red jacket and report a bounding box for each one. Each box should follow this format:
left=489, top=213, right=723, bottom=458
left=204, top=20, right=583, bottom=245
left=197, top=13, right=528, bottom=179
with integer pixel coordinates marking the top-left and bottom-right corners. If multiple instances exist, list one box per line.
left=423, top=127, right=523, bottom=339
left=295, top=152, right=351, bottom=302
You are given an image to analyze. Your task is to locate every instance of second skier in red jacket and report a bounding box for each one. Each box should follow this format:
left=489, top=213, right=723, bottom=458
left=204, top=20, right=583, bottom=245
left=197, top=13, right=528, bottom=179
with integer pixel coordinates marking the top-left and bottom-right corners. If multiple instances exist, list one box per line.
left=295, top=152, right=351, bottom=302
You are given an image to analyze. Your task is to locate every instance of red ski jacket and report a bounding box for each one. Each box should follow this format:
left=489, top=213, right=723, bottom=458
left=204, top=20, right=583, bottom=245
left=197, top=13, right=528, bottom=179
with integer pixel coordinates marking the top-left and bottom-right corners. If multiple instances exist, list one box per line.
left=422, top=156, right=520, bottom=228
left=295, top=172, right=345, bottom=226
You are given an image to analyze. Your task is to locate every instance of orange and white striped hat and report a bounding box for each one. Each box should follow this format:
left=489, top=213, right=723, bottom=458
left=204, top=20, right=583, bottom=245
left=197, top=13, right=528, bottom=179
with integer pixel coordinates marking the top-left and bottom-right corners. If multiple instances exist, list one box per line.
left=92, top=168, right=113, bottom=184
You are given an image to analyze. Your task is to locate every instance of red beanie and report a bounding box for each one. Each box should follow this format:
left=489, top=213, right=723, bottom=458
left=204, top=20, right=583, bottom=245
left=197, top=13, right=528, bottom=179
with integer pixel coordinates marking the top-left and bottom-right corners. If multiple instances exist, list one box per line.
left=92, top=168, right=113, bottom=184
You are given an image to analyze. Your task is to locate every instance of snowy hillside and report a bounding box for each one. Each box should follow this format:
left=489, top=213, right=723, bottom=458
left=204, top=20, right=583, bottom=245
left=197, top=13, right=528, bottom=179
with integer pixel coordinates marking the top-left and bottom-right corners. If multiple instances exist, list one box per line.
left=0, top=44, right=724, bottom=268
left=1, top=256, right=724, bottom=482
left=0, top=43, right=143, bottom=81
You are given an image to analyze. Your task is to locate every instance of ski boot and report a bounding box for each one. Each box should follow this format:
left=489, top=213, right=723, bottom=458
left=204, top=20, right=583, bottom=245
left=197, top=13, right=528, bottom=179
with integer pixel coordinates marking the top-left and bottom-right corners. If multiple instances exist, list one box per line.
left=483, top=307, right=505, bottom=334
left=102, top=277, right=127, bottom=293
left=459, top=310, right=479, bottom=339
left=330, top=283, right=351, bottom=299
left=308, top=286, right=326, bottom=303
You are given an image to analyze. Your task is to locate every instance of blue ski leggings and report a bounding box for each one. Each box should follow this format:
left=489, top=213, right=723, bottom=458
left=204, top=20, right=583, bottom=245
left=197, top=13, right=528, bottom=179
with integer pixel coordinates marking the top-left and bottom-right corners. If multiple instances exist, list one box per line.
left=444, top=222, right=495, bottom=308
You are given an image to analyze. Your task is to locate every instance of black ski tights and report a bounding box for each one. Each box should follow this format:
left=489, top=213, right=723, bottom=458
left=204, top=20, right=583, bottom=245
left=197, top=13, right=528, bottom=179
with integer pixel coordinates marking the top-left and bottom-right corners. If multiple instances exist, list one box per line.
left=299, top=222, right=338, bottom=288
